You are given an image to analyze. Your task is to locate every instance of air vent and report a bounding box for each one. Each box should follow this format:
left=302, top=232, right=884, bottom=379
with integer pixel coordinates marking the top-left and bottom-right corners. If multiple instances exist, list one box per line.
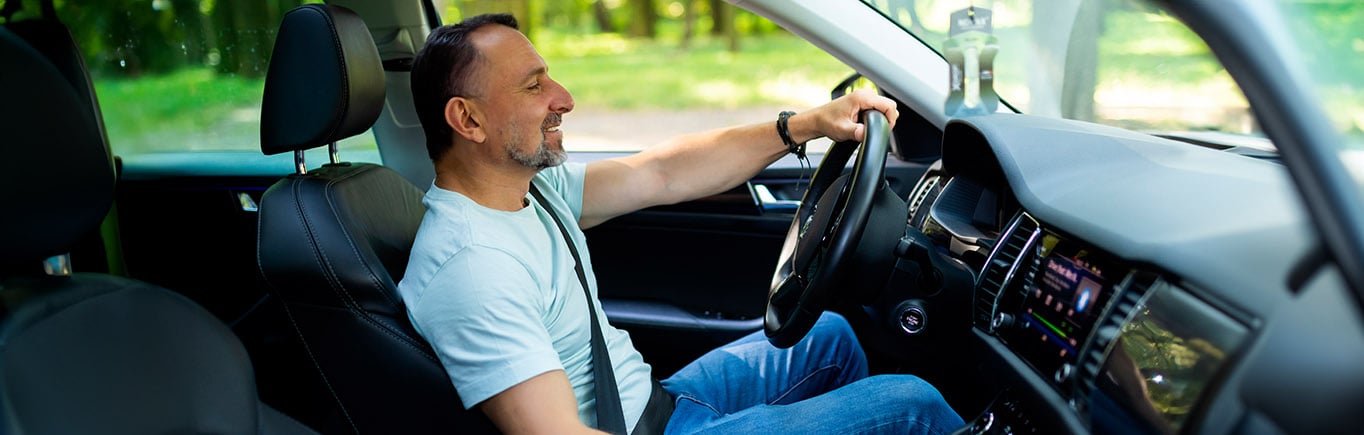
left=974, top=213, right=1039, bottom=329
left=907, top=174, right=942, bottom=226
left=1073, top=272, right=1157, bottom=410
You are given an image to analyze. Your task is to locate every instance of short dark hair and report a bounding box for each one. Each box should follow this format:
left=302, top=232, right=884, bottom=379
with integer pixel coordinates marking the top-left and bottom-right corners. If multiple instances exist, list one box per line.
left=410, top=13, right=519, bottom=162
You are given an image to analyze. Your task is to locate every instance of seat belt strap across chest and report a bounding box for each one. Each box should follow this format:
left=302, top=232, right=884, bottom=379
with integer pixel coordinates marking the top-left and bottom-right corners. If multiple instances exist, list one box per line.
left=529, top=184, right=628, bottom=435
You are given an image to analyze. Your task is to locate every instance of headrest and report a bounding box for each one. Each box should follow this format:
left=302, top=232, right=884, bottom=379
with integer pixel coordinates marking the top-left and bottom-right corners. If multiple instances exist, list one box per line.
left=260, top=4, right=385, bottom=155
left=0, top=27, right=114, bottom=268
left=4, top=20, right=110, bottom=153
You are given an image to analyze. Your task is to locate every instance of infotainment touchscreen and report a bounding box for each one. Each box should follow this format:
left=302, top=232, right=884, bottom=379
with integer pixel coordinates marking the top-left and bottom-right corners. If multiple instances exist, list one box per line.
left=1089, top=285, right=1247, bottom=435
left=1004, top=231, right=1124, bottom=379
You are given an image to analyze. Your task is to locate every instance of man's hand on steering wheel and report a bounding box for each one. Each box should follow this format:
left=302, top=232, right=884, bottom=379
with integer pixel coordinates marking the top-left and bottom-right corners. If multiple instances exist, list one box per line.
left=795, top=88, right=900, bottom=143
left=766, top=94, right=904, bottom=349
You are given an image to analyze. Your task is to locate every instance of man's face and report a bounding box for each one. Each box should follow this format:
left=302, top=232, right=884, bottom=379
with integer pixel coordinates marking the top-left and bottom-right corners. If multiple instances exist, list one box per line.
left=469, top=25, right=574, bottom=170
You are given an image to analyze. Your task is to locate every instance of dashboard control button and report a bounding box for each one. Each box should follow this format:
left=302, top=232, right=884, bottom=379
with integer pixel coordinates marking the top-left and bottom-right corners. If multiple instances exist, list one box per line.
left=1054, top=363, right=1074, bottom=386
left=899, top=304, right=927, bottom=335
left=991, top=312, right=1016, bottom=332
left=972, top=411, right=995, bottom=434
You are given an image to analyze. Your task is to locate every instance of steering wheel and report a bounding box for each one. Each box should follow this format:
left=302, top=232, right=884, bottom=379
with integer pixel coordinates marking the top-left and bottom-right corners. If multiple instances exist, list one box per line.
left=766, top=110, right=891, bottom=348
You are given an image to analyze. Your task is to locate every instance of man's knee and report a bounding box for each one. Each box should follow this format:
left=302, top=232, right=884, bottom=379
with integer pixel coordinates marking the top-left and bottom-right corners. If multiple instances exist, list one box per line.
left=817, top=375, right=963, bottom=433
left=867, top=375, right=945, bottom=404
left=810, top=311, right=856, bottom=341
left=865, top=375, right=962, bottom=424
left=806, top=312, right=863, bottom=356
left=801, top=312, right=868, bottom=380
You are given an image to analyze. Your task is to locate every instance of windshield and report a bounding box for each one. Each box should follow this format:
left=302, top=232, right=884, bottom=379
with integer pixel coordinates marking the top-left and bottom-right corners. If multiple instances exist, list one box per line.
left=865, top=0, right=1263, bottom=146
left=1276, top=1, right=1363, bottom=150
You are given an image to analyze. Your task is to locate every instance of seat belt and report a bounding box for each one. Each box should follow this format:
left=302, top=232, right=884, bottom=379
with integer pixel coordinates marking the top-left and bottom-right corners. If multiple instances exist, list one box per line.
left=529, top=184, right=628, bottom=434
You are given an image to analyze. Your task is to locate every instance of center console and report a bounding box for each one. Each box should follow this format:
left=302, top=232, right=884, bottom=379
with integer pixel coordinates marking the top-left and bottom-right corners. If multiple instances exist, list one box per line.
left=965, top=212, right=1249, bottom=434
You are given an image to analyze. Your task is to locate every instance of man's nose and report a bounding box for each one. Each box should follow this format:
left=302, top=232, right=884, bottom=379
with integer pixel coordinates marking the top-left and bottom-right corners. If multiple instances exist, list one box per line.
left=550, top=79, right=574, bottom=113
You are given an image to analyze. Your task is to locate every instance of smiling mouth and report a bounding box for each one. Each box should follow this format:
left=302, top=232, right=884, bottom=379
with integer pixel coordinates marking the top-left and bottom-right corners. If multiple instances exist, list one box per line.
left=543, top=113, right=563, bottom=134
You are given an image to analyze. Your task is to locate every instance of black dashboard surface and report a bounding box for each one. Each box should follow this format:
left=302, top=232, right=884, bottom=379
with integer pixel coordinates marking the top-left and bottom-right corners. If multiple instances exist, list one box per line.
left=906, top=113, right=1362, bottom=434
left=941, top=114, right=1310, bottom=319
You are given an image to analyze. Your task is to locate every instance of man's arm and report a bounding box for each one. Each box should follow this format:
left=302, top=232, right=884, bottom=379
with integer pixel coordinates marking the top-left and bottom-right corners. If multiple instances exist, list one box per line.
left=479, top=370, right=605, bottom=435
left=579, top=89, right=899, bottom=229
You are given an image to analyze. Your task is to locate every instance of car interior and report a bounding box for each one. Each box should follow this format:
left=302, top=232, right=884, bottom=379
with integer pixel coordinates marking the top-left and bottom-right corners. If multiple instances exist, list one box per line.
left=2, top=0, right=1362, bottom=434
left=0, top=19, right=314, bottom=434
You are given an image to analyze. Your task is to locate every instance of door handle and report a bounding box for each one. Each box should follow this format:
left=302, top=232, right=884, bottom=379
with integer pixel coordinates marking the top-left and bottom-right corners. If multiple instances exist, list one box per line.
left=753, top=184, right=800, bottom=211
left=237, top=192, right=259, bottom=212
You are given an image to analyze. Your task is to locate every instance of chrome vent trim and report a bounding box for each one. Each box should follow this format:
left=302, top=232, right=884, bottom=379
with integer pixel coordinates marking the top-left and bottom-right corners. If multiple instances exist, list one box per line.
left=1073, top=272, right=1157, bottom=411
left=906, top=174, right=941, bottom=221
left=974, top=212, right=1040, bottom=330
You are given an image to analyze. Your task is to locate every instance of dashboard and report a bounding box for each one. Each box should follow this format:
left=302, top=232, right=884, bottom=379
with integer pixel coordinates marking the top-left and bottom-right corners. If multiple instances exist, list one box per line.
left=897, top=113, right=1333, bottom=434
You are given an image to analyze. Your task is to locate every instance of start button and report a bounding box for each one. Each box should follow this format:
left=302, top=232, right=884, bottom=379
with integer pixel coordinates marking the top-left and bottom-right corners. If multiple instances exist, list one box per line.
left=898, top=304, right=927, bottom=335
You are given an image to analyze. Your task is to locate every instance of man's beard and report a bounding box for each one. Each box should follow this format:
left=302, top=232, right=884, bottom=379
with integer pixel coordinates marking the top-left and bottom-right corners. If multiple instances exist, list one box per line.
left=504, top=113, right=566, bottom=170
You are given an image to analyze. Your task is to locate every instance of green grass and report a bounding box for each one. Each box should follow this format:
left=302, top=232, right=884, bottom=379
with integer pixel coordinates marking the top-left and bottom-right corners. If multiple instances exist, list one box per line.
left=1097, top=12, right=1223, bottom=88
left=539, top=31, right=852, bottom=110
left=95, top=68, right=266, bottom=153
left=95, top=67, right=381, bottom=155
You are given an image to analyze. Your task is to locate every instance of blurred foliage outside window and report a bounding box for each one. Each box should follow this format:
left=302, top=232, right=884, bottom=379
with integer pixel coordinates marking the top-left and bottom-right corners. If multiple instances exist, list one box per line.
left=869, top=0, right=1258, bottom=136
left=868, top=0, right=1362, bottom=148
left=2, top=0, right=378, bottom=155
left=1276, top=0, right=1364, bottom=152
left=3, top=0, right=851, bottom=155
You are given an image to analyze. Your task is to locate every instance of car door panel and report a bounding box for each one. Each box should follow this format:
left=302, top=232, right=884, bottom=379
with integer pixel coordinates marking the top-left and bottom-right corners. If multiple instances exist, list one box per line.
left=117, top=174, right=274, bottom=323
left=589, top=157, right=929, bottom=375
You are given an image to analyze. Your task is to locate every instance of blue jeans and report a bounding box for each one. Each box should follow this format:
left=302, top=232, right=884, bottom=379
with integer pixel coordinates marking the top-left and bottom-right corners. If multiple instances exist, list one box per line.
left=660, top=312, right=963, bottom=434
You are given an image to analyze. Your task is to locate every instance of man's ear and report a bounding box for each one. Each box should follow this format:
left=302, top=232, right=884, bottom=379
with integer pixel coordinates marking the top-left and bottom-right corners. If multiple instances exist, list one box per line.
left=445, top=96, right=486, bottom=143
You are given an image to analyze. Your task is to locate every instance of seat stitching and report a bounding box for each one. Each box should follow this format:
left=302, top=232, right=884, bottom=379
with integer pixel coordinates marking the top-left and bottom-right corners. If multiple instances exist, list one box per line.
left=275, top=175, right=361, bottom=433
left=324, top=165, right=401, bottom=309
left=319, top=5, right=350, bottom=143
left=316, top=166, right=392, bottom=306
left=310, top=166, right=439, bottom=362
left=277, top=296, right=360, bottom=432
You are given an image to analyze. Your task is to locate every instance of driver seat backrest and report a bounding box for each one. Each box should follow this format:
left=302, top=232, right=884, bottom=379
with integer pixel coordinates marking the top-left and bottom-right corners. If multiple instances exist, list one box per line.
left=1, top=18, right=121, bottom=277
left=255, top=4, right=494, bottom=433
left=0, top=24, right=314, bottom=435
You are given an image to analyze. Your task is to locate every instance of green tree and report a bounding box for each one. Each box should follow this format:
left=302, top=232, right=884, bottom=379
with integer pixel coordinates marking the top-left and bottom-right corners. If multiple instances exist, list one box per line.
left=458, top=0, right=535, bottom=41
left=171, top=0, right=208, bottom=64
left=59, top=0, right=189, bottom=77
left=591, top=0, right=615, bottom=33
left=680, top=0, right=697, bottom=49
left=713, top=0, right=737, bottom=51
left=211, top=0, right=267, bottom=77
left=627, top=0, right=655, bottom=38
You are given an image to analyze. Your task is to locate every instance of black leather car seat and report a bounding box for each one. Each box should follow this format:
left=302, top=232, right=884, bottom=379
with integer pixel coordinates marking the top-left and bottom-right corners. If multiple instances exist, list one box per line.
left=256, top=4, right=493, bottom=433
left=0, top=24, right=314, bottom=435
left=1, top=17, right=121, bottom=276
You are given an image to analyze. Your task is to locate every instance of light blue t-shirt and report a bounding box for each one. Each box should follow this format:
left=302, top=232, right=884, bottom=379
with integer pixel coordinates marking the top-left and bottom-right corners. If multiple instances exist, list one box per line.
left=397, top=162, right=652, bottom=432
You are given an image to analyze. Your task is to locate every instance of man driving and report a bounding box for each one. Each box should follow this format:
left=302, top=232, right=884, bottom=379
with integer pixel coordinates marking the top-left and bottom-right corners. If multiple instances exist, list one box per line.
left=398, top=13, right=963, bottom=434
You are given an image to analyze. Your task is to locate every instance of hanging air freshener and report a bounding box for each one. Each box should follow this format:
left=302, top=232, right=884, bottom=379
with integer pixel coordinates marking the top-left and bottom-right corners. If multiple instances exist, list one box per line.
left=944, top=6, right=999, bottom=117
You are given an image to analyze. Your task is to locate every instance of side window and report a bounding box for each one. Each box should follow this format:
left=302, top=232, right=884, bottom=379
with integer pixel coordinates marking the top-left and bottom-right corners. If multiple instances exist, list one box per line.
left=434, top=1, right=853, bottom=153
left=50, top=0, right=377, bottom=157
